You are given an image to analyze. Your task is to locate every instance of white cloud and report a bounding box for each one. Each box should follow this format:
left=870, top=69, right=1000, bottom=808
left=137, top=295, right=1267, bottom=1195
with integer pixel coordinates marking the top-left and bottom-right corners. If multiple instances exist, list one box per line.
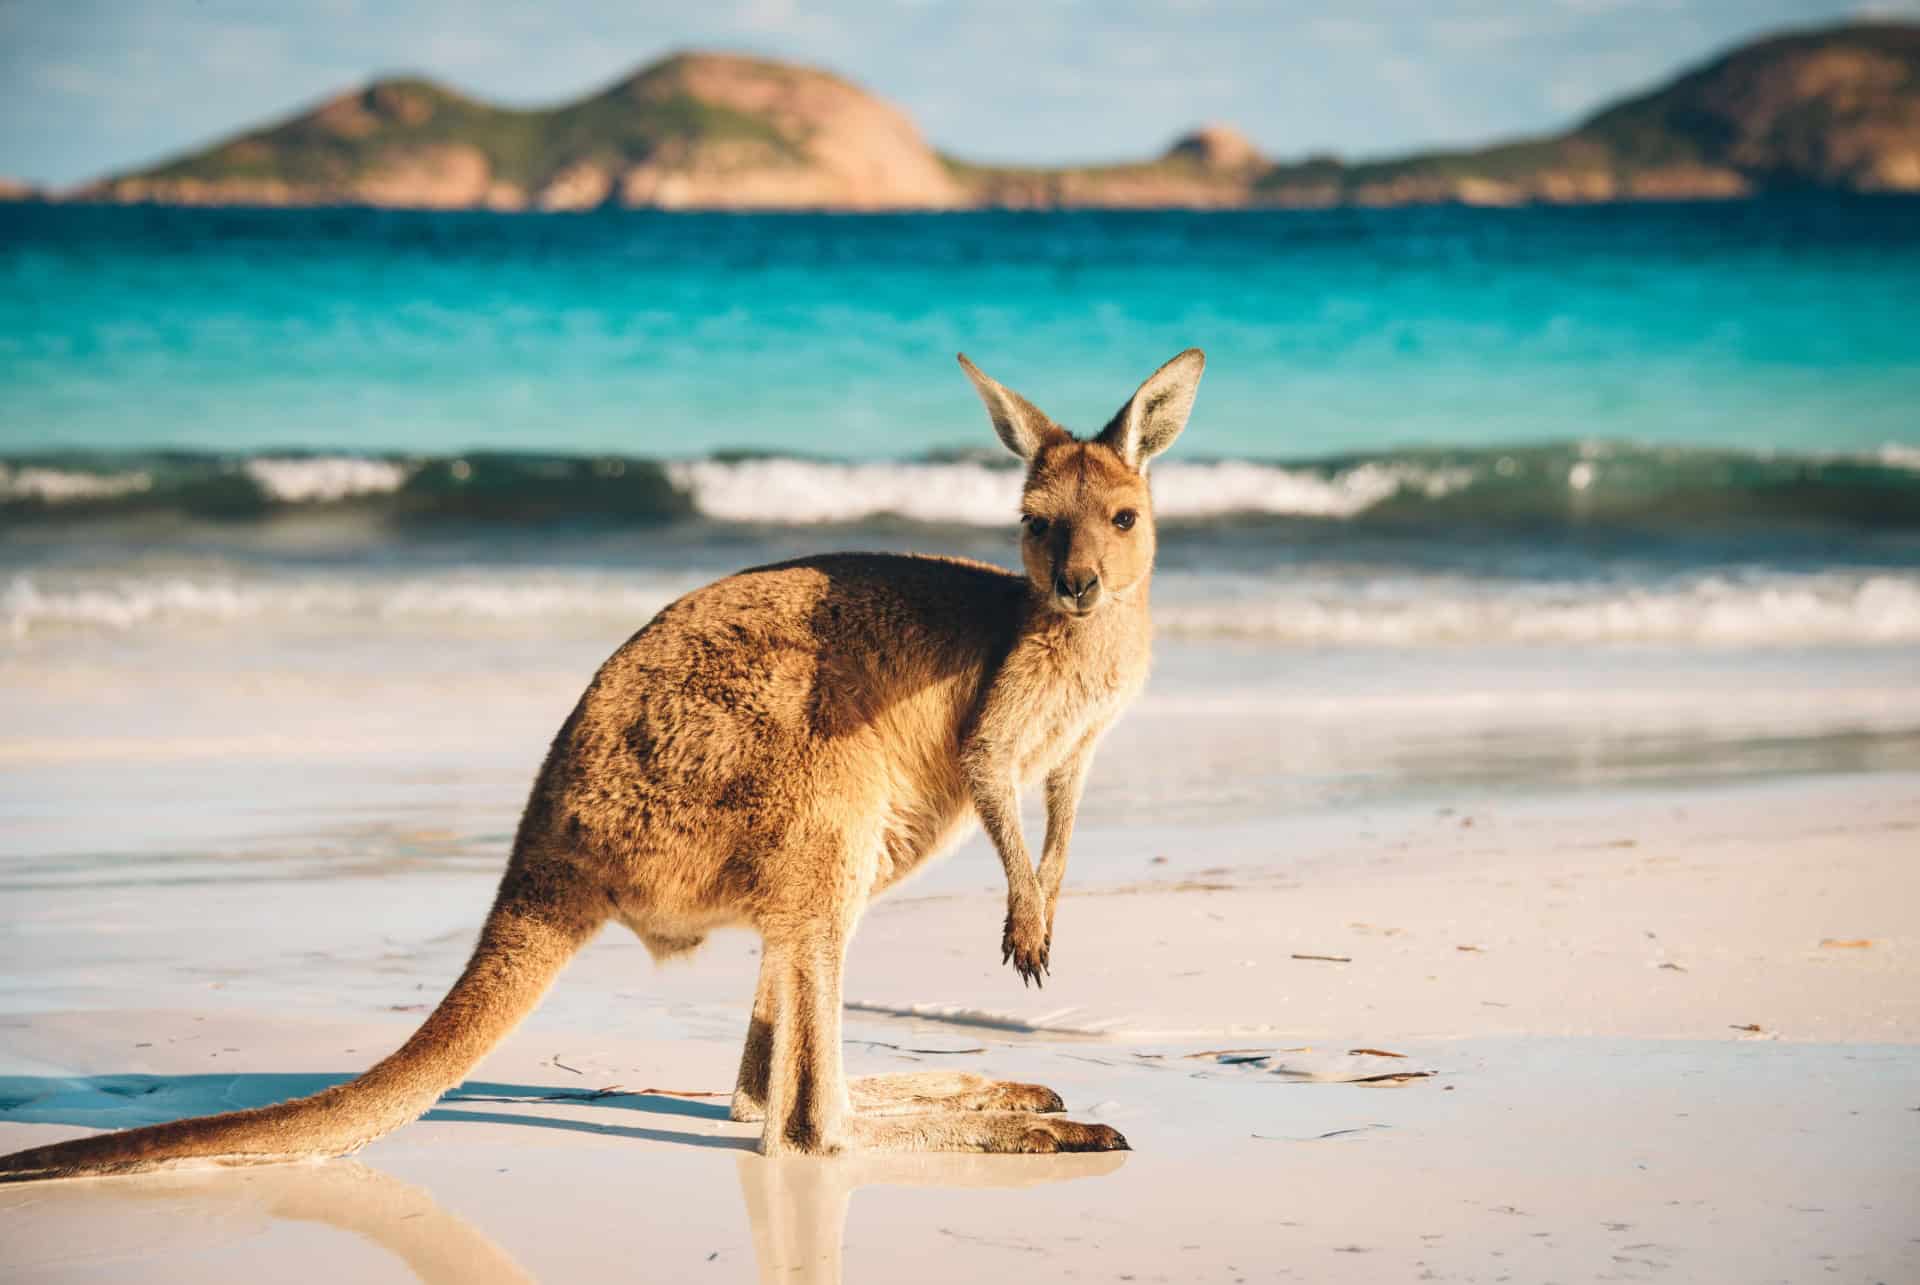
left=1305, top=18, right=1386, bottom=46
left=729, top=0, right=843, bottom=41
left=32, top=61, right=116, bottom=96
left=204, top=24, right=293, bottom=76
left=421, top=29, right=519, bottom=74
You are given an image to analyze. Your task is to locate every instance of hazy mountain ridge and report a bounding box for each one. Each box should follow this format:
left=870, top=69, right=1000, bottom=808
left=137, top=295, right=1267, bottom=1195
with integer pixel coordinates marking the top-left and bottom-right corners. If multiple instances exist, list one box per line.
left=78, top=54, right=961, bottom=211
left=31, top=22, right=1920, bottom=210
left=1304, top=22, right=1920, bottom=205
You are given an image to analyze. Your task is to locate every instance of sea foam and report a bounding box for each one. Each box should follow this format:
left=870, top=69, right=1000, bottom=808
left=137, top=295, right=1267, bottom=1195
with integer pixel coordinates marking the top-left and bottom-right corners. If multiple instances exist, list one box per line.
left=0, top=464, right=152, bottom=504
left=5, top=443, right=1917, bottom=532
left=9, top=569, right=1918, bottom=648
left=1153, top=573, right=1920, bottom=647
left=243, top=456, right=412, bottom=503
left=0, top=573, right=687, bottom=642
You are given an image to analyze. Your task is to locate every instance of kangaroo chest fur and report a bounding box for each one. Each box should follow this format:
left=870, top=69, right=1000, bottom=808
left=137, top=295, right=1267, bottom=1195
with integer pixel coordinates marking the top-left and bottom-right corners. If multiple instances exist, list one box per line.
left=876, top=612, right=1148, bottom=894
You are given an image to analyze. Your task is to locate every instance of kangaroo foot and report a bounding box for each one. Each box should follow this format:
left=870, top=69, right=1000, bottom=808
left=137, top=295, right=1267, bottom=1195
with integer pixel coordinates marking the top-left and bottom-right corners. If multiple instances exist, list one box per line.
left=850, top=1111, right=1128, bottom=1154
left=849, top=1071, right=1065, bottom=1118
left=733, top=1070, right=1064, bottom=1123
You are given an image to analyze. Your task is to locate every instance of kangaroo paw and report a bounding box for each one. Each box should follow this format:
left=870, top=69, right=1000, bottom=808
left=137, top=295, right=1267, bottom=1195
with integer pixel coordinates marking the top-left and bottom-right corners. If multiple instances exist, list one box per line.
left=844, top=1071, right=1065, bottom=1117
left=1007, top=1118, right=1129, bottom=1154
left=850, top=1111, right=1129, bottom=1154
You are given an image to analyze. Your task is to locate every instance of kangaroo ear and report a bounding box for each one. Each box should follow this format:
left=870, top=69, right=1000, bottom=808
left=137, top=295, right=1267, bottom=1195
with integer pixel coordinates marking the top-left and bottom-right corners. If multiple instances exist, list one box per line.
left=957, top=353, right=1065, bottom=461
left=1097, top=348, right=1205, bottom=471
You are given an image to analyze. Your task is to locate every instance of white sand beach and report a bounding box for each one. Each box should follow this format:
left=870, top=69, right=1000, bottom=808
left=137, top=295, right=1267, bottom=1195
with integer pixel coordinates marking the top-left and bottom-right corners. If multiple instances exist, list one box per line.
left=2, top=617, right=1916, bottom=1283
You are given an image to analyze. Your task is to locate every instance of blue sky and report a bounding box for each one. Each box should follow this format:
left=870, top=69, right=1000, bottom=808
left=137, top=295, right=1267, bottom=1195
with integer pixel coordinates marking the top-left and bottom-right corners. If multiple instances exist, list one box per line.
left=2, top=0, right=1911, bottom=186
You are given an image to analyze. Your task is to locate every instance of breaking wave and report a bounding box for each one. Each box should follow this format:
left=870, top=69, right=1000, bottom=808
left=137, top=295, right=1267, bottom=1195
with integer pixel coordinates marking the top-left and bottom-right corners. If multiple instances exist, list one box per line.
left=3, top=441, right=1917, bottom=531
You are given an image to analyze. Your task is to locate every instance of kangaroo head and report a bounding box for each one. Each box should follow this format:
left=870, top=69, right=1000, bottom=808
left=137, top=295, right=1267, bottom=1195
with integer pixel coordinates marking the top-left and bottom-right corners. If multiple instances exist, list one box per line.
left=957, top=349, right=1204, bottom=619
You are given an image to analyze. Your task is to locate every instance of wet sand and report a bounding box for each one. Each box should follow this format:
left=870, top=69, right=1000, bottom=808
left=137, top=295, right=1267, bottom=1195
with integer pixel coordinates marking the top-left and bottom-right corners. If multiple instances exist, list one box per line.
left=3, top=774, right=1916, bottom=1283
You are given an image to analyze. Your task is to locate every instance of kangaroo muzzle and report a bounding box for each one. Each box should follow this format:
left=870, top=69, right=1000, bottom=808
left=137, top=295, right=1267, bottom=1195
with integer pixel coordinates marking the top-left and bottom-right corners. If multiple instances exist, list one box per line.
left=1053, top=568, right=1102, bottom=614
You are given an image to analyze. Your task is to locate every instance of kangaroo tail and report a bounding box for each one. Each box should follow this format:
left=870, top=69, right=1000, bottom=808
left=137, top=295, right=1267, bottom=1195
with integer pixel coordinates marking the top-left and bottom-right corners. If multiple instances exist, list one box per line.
left=0, top=876, right=602, bottom=1183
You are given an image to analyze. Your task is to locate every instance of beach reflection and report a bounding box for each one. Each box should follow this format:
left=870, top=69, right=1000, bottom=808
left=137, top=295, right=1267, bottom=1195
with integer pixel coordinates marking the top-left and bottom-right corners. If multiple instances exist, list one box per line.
left=736, top=1149, right=1127, bottom=1285
left=1, top=1159, right=537, bottom=1285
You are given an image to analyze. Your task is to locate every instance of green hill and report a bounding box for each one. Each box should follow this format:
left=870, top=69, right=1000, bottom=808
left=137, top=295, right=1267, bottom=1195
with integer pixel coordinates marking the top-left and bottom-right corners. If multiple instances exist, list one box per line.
left=1258, top=22, right=1920, bottom=205
left=81, top=23, right=1920, bottom=210
left=93, top=53, right=961, bottom=210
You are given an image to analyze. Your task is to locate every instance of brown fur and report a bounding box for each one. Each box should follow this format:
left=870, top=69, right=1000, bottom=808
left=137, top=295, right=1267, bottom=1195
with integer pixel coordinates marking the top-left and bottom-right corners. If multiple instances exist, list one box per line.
left=0, top=348, right=1204, bottom=1179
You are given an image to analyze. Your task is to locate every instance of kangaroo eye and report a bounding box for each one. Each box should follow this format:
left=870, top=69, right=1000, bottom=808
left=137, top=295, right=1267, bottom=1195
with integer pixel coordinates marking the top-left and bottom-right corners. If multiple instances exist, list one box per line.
left=1023, top=515, right=1051, bottom=537
left=1112, top=509, right=1137, bottom=532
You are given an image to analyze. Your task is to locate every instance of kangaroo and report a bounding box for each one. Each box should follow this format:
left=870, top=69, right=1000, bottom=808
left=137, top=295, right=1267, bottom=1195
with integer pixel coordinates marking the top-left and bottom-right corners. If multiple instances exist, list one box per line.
left=0, top=348, right=1204, bottom=1181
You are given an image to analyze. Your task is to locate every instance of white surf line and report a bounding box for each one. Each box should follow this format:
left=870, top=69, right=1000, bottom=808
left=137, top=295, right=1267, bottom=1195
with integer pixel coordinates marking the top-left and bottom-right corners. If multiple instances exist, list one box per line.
left=843, top=999, right=1281, bottom=1041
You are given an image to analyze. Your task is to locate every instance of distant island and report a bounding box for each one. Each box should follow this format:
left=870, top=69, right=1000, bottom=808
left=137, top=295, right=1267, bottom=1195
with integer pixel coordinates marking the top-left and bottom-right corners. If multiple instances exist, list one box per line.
left=14, top=21, right=1920, bottom=211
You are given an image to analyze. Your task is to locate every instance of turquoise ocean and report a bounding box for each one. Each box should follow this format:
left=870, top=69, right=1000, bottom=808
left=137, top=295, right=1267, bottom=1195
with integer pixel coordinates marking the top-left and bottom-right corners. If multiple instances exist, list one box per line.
left=2, top=197, right=1919, bottom=648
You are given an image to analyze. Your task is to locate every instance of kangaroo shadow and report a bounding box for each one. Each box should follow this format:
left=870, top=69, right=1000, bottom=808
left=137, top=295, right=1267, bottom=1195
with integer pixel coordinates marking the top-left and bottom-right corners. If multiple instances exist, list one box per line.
left=0, top=1072, right=1125, bottom=1284
left=0, top=1070, right=732, bottom=1120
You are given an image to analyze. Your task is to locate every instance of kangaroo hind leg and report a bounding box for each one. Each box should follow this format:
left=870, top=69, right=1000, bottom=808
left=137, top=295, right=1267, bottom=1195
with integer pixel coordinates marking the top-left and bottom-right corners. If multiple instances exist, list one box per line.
left=757, top=925, right=855, bottom=1157
left=751, top=916, right=1124, bottom=1154
left=732, top=949, right=1062, bottom=1122
left=731, top=949, right=779, bottom=1123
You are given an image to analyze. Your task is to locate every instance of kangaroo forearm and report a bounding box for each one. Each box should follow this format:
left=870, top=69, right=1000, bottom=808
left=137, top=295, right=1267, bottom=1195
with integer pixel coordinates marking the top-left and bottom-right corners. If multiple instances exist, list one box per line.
left=1037, top=746, right=1094, bottom=906
left=1036, top=780, right=1079, bottom=902
left=1036, top=807, right=1077, bottom=905
left=963, top=743, right=1041, bottom=903
left=976, top=782, right=1041, bottom=903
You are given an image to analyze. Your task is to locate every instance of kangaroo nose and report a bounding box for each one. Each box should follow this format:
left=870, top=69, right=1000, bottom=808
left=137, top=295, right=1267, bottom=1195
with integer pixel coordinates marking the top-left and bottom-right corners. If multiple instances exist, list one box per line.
left=1054, top=570, right=1100, bottom=603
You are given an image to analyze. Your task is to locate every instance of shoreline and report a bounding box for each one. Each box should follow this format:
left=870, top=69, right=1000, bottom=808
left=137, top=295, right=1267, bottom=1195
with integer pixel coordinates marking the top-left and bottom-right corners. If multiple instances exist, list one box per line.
left=0, top=186, right=1821, bottom=214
